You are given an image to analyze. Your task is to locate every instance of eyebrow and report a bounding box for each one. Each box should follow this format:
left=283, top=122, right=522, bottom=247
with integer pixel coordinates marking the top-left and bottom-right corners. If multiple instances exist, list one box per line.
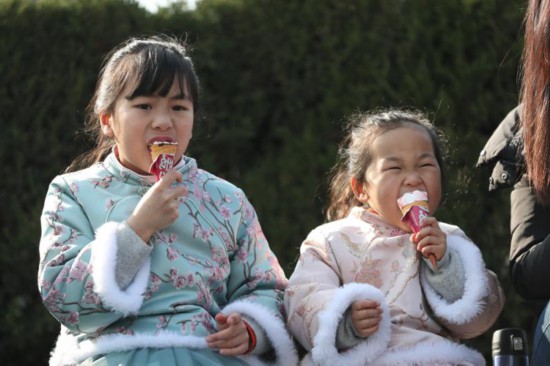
left=417, top=152, right=436, bottom=160
left=381, top=152, right=435, bottom=162
left=124, top=92, right=191, bottom=100
left=381, top=156, right=402, bottom=163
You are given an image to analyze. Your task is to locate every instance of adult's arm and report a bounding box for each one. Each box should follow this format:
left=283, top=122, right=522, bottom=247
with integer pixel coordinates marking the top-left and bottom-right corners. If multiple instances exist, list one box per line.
left=510, top=176, right=550, bottom=300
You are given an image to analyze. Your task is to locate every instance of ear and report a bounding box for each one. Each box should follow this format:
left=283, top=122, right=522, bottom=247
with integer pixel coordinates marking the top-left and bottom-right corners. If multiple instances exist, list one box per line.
left=351, top=177, right=369, bottom=203
left=99, top=112, right=114, bottom=137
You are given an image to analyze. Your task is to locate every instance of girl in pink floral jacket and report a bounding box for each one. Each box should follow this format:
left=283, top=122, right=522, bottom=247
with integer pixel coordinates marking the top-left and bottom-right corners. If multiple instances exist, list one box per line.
left=284, top=109, right=504, bottom=366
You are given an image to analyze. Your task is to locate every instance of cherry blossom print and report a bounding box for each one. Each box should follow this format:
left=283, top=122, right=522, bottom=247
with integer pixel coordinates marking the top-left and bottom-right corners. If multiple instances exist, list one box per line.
left=198, top=227, right=213, bottom=242
left=105, top=199, right=115, bottom=210
left=180, top=185, right=189, bottom=198
left=38, top=156, right=288, bottom=353
left=217, top=228, right=235, bottom=251
left=209, top=266, right=226, bottom=282
left=210, top=247, right=229, bottom=267
left=236, top=246, right=248, bottom=263
left=166, top=246, right=179, bottom=261
left=219, top=205, right=232, bottom=220
left=53, top=266, right=71, bottom=285
left=64, top=311, right=80, bottom=325
left=116, top=327, right=135, bottom=336
left=91, top=175, right=113, bottom=189
left=157, top=315, right=169, bottom=329
left=83, top=281, right=101, bottom=305
left=47, top=253, right=67, bottom=267
left=119, top=170, right=129, bottom=179
left=42, top=288, right=66, bottom=312
left=52, top=223, right=65, bottom=236
left=193, top=183, right=208, bottom=201
left=181, top=312, right=215, bottom=334
left=67, top=261, right=89, bottom=284
left=69, top=183, right=79, bottom=194
left=188, top=164, right=198, bottom=180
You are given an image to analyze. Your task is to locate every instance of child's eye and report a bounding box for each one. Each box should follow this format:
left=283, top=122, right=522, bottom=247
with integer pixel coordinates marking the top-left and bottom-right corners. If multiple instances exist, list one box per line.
left=136, top=104, right=152, bottom=110
left=173, top=105, right=189, bottom=111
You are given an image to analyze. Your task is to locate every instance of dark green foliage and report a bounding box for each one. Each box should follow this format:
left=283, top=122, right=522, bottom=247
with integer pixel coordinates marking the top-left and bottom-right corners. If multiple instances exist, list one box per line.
left=0, top=0, right=535, bottom=363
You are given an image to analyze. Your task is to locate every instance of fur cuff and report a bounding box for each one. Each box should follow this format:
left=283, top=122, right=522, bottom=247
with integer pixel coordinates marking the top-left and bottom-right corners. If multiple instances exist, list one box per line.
left=49, top=326, right=208, bottom=366
left=222, top=300, right=299, bottom=366
left=421, top=234, right=488, bottom=324
left=371, top=339, right=485, bottom=366
left=309, top=283, right=391, bottom=365
left=91, top=222, right=150, bottom=316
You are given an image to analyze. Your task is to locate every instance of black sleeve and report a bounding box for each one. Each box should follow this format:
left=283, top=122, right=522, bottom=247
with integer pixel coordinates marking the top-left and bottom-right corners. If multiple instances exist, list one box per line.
left=477, top=105, right=524, bottom=191
left=509, top=177, right=550, bottom=300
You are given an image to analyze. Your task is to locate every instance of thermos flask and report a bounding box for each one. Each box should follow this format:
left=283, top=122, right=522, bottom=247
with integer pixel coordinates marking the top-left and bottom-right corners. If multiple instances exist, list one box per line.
left=492, top=328, right=529, bottom=366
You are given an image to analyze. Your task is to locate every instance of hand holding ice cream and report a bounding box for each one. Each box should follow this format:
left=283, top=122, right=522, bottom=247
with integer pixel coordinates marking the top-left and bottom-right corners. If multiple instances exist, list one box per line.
left=397, top=190, right=441, bottom=269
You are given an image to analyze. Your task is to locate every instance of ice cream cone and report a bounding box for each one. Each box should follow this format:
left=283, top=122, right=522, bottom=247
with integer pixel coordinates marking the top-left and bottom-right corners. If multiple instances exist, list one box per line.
left=397, top=190, right=437, bottom=269
left=149, top=142, right=178, bottom=181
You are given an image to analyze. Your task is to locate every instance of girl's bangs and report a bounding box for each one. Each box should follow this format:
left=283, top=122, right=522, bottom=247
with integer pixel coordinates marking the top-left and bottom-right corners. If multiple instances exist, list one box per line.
left=127, top=48, right=193, bottom=99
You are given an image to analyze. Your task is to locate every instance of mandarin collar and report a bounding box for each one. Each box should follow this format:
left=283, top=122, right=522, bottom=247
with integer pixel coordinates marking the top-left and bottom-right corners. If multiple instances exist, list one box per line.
left=102, top=152, right=197, bottom=186
left=348, top=206, right=408, bottom=237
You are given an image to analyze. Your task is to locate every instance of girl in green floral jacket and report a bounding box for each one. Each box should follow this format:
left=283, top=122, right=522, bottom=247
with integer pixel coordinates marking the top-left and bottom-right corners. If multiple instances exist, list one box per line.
left=38, top=35, right=296, bottom=366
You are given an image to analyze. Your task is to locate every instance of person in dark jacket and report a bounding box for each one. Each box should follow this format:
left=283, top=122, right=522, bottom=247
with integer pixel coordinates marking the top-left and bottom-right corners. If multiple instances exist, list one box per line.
left=478, top=106, right=550, bottom=365
left=477, top=1, right=550, bottom=363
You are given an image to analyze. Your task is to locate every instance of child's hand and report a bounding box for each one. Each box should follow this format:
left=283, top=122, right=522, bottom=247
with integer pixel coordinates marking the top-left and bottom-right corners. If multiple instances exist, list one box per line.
left=350, top=300, right=382, bottom=338
left=206, top=313, right=250, bottom=356
left=411, top=216, right=447, bottom=263
left=127, top=170, right=185, bottom=242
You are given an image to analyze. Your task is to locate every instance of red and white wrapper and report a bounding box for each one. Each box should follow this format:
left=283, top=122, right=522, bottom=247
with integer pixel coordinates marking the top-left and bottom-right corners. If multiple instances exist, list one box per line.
left=397, top=190, right=437, bottom=268
left=149, top=142, right=177, bottom=181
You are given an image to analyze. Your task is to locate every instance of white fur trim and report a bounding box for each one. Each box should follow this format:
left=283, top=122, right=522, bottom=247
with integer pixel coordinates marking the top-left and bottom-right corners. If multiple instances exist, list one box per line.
left=49, top=301, right=298, bottom=366
left=91, top=222, right=150, bottom=316
left=309, top=283, right=391, bottom=365
left=49, top=327, right=208, bottom=365
left=369, top=339, right=485, bottom=366
left=222, top=300, right=299, bottom=366
left=421, top=234, right=489, bottom=324
left=49, top=327, right=74, bottom=366
left=302, top=339, right=484, bottom=366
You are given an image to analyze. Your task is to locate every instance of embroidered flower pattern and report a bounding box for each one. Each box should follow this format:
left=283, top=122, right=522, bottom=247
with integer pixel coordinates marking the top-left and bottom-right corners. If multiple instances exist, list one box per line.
left=38, top=157, right=286, bottom=340
left=285, top=206, right=454, bottom=352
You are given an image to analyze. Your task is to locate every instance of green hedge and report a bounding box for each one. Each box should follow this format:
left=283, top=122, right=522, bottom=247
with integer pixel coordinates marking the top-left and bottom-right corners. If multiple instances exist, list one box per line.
left=0, top=0, right=530, bottom=363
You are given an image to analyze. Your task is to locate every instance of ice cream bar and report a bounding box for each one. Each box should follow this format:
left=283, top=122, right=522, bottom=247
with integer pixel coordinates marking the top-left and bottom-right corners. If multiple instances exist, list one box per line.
left=397, top=190, right=437, bottom=269
left=149, top=142, right=178, bottom=181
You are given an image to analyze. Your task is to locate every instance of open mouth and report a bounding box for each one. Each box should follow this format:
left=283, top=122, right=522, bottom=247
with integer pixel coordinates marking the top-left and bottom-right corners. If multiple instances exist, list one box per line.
left=147, top=137, right=177, bottom=151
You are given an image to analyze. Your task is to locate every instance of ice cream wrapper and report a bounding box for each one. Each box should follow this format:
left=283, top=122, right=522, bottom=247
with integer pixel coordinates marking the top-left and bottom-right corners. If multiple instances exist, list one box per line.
left=397, top=190, right=437, bottom=268
left=397, top=190, right=429, bottom=232
left=402, top=205, right=429, bottom=233
left=149, top=142, right=177, bottom=181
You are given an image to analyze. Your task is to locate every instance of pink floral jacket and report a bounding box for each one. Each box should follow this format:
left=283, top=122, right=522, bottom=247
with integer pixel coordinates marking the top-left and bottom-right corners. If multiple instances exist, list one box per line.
left=284, top=207, right=504, bottom=366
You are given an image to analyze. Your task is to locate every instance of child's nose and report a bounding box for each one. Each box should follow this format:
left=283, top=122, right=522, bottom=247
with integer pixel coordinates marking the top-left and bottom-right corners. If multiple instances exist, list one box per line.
left=404, top=171, right=422, bottom=186
left=152, top=112, right=172, bottom=130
